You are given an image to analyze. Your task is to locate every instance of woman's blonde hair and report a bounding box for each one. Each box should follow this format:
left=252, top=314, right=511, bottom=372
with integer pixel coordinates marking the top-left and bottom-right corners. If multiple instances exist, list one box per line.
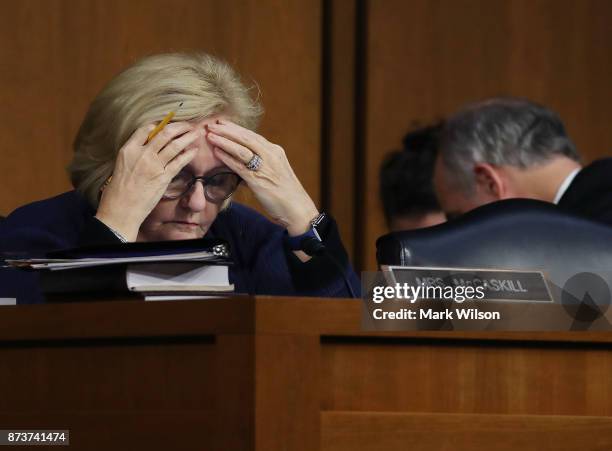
left=69, top=52, right=263, bottom=207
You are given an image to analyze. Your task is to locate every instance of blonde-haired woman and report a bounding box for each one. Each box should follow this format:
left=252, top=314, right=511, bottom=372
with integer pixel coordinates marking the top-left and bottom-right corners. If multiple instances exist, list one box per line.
left=0, top=53, right=359, bottom=303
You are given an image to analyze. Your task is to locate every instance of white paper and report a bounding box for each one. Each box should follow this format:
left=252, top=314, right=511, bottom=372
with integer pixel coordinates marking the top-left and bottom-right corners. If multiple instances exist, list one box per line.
left=126, top=263, right=231, bottom=292
left=144, top=295, right=222, bottom=301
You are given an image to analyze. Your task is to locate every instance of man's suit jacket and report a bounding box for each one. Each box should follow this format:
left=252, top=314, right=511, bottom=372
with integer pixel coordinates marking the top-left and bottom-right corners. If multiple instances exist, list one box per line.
left=558, top=158, right=612, bottom=226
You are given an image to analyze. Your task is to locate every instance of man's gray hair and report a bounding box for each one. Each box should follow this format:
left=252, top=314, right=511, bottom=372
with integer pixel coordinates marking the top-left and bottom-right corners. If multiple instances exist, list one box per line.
left=439, top=97, right=580, bottom=193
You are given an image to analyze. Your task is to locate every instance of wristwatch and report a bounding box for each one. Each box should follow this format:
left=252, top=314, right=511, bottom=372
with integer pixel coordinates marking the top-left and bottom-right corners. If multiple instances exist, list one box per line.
left=285, top=212, right=328, bottom=251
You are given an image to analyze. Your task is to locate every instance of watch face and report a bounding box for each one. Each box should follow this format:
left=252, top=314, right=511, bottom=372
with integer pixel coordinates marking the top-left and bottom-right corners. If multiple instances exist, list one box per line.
left=311, top=212, right=327, bottom=228
left=311, top=212, right=329, bottom=240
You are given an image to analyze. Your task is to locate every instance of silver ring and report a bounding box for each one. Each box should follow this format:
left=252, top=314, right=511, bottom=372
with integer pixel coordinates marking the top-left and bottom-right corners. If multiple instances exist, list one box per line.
left=246, top=154, right=263, bottom=171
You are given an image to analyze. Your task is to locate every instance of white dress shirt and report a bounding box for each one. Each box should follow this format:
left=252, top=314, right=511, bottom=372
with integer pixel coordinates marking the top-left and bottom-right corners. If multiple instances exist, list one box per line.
left=553, top=168, right=581, bottom=204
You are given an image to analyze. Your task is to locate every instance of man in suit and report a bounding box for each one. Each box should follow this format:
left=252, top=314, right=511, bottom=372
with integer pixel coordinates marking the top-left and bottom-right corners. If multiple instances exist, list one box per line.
left=433, top=97, right=612, bottom=225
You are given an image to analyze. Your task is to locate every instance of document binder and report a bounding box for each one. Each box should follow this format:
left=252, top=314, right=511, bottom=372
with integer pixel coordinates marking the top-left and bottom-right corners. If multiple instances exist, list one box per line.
left=2, top=238, right=234, bottom=297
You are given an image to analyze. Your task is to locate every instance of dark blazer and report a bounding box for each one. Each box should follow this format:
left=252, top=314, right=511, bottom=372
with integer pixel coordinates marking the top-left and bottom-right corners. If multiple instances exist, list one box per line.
left=558, top=158, right=612, bottom=226
left=0, top=191, right=360, bottom=303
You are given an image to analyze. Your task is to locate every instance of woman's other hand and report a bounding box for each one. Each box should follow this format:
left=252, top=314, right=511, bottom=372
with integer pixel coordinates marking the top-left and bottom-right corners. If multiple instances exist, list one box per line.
left=206, top=119, right=319, bottom=237
left=95, top=122, right=200, bottom=241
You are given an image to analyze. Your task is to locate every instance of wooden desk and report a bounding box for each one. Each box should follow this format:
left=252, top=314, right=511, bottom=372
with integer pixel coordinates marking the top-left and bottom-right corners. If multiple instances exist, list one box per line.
left=0, top=296, right=611, bottom=450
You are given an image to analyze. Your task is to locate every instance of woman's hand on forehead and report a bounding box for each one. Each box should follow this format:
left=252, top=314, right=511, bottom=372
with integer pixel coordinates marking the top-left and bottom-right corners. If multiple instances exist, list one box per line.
left=95, top=121, right=201, bottom=241
left=206, top=119, right=319, bottom=238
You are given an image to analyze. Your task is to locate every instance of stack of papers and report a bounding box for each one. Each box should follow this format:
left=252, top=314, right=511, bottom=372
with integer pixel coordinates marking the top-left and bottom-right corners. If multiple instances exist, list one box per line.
left=127, top=263, right=233, bottom=297
left=2, top=239, right=234, bottom=298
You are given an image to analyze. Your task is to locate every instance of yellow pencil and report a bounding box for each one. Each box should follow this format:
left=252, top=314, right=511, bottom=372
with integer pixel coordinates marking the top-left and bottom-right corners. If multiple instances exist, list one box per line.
left=145, top=101, right=184, bottom=144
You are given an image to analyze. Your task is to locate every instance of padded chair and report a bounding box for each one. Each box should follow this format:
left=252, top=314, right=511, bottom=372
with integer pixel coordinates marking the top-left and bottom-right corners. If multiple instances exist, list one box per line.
left=376, top=199, right=612, bottom=310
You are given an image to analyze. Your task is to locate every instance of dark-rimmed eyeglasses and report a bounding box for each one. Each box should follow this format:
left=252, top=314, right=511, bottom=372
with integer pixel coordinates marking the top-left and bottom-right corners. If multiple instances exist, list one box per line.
left=163, top=170, right=241, bottom=203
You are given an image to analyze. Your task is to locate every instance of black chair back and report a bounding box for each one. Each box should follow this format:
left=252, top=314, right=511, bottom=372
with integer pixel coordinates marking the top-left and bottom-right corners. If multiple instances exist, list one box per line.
left=376, top=199, right=612, bottom=292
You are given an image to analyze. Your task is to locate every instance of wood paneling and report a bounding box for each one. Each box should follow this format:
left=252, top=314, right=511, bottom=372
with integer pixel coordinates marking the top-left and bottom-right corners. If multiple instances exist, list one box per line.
left=0, top=412, right=216, bottom=450
left=5, top=296, right=612, bottom=340
left=326, top=0, right=358, bottom=261
left=321, top=412, right=612, bottom=451
left=320, top=339, right=612, bottom=415
left=361, top=0, right=612, bottom=270
left=214, top=334, right=255, bottom=450
left=2, top=297, right=612, bottom=450
left=0, top=339, right=216, bottom=411
left=0, top=0, right=321, bottom=217
left=255, top=334, right=321, bottom=451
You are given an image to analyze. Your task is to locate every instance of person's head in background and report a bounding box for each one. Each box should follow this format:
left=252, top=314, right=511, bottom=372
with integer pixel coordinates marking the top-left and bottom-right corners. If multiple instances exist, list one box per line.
left=380, top=123, right=446, bottom=231
left=434, top=97, right=582, bottom=220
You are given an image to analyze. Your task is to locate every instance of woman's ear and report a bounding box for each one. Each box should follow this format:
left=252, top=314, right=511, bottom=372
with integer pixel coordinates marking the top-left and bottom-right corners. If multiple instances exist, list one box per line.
left=473, top=163, right=506, bottom=200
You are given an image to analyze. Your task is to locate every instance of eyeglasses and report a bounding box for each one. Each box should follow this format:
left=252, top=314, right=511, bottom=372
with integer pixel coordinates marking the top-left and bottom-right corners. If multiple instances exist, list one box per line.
left=163, top=170, right=241, bottom=203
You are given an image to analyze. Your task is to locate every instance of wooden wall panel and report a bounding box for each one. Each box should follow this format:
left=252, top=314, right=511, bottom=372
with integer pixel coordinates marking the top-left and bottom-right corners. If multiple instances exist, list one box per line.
left=321, top=412, right=612, bottom=451
left=320, top=341, right=612, bottom=415
left=326, top=0, right=358, bottom=261
left=361, top=0, right=612, bottom=270
left=0, top=0, right=321, bottom=217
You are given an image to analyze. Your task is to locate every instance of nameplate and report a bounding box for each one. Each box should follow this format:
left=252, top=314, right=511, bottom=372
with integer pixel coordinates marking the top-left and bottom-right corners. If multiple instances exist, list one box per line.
left=384, top=266, right=552, bottom=303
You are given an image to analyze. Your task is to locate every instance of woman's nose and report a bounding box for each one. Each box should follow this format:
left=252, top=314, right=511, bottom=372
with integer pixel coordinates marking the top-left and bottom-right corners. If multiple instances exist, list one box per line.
left=180, top=180, right=207, bottom=212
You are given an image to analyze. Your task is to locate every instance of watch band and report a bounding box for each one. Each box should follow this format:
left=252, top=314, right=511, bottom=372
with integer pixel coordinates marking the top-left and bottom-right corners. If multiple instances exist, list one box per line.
left=285, top=228, right=320, bottom=251
left=285, top=212, right=327, bottom=251
left=310, top=212, right=327, bottom=235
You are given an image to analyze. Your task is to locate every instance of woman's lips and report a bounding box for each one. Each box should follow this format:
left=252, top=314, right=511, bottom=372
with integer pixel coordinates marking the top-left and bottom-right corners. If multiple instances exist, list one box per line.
left=167, top=221, right=200, bottom=229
